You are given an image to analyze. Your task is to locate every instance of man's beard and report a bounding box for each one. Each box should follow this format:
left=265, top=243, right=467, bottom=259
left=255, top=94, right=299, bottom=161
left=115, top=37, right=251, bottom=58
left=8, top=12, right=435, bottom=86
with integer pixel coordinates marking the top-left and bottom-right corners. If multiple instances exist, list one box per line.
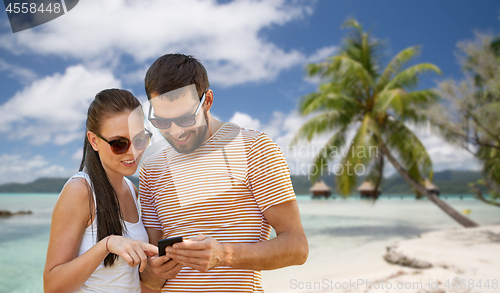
left=162, top=110, right=210, bottom=154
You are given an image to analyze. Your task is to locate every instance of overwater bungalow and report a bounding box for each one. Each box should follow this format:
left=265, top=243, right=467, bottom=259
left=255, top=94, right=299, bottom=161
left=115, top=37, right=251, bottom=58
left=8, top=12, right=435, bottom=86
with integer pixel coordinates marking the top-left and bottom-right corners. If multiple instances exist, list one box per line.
left=357, top=181, right=381, bottom=199
left=425, top=179, right=440, bottom=196
left=310, top=180, right=332, bottom=199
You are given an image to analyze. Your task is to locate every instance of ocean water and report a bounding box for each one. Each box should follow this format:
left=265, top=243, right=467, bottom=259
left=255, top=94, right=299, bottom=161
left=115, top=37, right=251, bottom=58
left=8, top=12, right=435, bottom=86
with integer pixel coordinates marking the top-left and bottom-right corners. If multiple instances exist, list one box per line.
left=1, top=194, right=499, bottom=293
left=0, top=194, right=57, bottom=293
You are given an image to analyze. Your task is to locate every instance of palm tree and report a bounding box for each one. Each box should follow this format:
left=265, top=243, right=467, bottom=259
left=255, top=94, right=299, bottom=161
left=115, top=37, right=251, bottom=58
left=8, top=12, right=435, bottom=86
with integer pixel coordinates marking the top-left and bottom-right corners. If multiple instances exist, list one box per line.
left=291, top=18, right=478, bottom=228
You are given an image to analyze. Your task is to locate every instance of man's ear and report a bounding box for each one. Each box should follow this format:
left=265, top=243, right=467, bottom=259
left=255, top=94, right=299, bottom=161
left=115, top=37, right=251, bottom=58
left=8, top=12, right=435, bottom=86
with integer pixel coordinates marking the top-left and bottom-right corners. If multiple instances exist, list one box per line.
left=203, top=89, right=214, bottom=112
left=87, top=131, right=99, bottom=151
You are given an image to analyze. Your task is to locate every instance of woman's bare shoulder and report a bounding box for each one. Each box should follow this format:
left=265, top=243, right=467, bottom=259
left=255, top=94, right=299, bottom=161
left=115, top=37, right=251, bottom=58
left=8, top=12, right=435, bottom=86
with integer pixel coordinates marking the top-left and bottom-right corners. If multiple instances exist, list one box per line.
left=57, top=177, right=92, bottom=207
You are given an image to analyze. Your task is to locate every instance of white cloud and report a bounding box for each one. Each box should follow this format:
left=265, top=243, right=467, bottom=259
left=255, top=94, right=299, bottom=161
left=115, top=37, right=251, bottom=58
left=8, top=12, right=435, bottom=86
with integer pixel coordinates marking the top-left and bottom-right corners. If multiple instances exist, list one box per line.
left=410, top=125, right=481, bottom=173
left=0, top=64, right=121, bottom=145
left=0, top=0, right=328, bottom=87
left=72, top=148, right=83, bottom=161
left=305, top=45, right=338, bottom=63
left=0, top=59, right=37, bottom=84
left=229, top=112, right=261, bottom=131
left=0, top=154, right=73, bottom=184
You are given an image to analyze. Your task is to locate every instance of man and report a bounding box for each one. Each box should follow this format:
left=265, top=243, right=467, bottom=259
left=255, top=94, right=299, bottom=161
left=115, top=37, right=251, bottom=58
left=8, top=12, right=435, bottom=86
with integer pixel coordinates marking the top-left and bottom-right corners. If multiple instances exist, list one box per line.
left=139, top=54, right=308, bottom=292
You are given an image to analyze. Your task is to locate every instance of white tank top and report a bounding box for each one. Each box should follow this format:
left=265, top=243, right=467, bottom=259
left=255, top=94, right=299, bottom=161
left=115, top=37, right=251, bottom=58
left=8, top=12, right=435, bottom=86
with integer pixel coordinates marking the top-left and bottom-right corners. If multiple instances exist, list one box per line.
left=71, top=171, right=149, bottom=293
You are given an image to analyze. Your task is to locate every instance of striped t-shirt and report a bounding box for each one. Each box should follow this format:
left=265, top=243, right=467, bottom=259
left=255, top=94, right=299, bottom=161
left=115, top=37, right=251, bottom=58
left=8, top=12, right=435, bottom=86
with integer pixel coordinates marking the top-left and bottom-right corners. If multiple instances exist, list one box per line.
left=139, top=122, right=296, bottom=292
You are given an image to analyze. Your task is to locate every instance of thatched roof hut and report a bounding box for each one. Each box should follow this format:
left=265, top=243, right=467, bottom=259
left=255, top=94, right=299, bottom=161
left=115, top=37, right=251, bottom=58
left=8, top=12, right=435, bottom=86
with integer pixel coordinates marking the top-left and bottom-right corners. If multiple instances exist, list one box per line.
left=357, top=181, right=381, bottom=198
left=310, top=180, right=332, bottom=199
left=424, top=178, right=440, bottom=195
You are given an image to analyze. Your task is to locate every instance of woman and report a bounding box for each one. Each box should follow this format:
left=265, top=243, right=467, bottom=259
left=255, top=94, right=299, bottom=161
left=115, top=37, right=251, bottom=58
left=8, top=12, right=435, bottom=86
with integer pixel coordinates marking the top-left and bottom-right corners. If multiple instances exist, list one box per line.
left=44, top=89, right=158, bottom=293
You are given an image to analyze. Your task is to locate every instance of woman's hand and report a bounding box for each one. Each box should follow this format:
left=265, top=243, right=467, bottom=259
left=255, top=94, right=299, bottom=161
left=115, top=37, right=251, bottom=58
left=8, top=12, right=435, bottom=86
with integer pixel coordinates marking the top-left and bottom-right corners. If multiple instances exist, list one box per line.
left=106, top=236, right=159, bottom=272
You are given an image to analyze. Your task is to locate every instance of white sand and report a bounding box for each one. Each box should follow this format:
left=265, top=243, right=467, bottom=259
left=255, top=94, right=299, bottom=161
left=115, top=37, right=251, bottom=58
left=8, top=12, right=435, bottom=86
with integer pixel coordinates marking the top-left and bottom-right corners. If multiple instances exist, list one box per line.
left=262, top=199, right=500, bottom=293
left=375, top=225, right=500, bottom=293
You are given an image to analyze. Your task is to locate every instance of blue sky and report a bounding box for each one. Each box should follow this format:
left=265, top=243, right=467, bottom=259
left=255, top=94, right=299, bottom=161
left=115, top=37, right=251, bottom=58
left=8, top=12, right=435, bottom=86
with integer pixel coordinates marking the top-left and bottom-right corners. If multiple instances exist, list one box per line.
left=0, top=0, right=499, bottom=184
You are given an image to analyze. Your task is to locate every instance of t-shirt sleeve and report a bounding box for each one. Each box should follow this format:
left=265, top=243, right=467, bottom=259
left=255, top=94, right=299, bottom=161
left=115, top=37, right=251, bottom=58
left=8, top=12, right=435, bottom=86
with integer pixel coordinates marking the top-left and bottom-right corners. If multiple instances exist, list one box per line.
left=246, top=133, right=296, bottom=213
left=139, top=163, right=162, bottom=230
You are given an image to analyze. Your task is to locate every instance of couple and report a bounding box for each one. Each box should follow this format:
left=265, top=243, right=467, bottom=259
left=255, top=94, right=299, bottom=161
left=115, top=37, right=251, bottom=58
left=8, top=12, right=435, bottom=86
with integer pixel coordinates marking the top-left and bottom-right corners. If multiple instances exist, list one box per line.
left=43, top=54, right=308, bottom=293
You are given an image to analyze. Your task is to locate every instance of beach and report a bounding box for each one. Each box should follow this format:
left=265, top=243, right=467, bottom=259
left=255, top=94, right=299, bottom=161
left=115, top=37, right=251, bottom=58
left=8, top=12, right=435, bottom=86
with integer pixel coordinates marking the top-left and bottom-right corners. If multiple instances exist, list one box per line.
left=262, top=198, right=500, bottom=293
left=1, top=194, right=499, bottom=293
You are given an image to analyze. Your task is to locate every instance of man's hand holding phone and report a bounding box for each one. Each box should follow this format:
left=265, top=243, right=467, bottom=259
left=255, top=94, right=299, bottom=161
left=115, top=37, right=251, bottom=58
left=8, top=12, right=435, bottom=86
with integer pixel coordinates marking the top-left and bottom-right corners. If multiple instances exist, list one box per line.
left=158, top=237, right=183, bottom=256
left=165, top=234, right=227, bottom=273
left=140, top=237, right=184, bottom=290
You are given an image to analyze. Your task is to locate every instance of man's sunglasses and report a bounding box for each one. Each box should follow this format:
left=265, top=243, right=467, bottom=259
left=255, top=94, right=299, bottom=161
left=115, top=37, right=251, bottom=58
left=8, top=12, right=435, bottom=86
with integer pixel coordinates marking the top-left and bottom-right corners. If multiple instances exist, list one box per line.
left=148, top=93, right=206, bottom=129
left=95, top=129, right=152, bottom=155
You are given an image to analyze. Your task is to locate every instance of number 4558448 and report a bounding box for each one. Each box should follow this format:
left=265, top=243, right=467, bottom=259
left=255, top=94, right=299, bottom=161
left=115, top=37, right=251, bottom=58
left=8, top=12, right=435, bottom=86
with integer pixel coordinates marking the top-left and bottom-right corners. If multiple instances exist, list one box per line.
left=443, top=279, right=498, bottom=290
left=5, top=2, right=62, bottom=14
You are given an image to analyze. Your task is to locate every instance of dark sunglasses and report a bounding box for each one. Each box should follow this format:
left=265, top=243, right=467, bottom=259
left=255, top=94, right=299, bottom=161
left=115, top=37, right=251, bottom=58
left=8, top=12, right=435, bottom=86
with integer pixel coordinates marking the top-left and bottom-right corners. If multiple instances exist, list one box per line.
left=148, top=93, right=206, bottom=129
left=95, top=129, right=152, bottom=155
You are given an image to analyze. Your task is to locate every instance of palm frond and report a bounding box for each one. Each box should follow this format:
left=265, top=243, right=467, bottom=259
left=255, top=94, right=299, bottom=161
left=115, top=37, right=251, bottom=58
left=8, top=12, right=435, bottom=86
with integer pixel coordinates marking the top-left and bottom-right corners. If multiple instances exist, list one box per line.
left=365, top=154, right=384, bottom=185
left=373, top=88, right=406, bottom=116
left=341, top=18, right=363, bottom=32
left=383, top=118, right=433, bottom=179
left=384, top=63, right=441, bottom=91
left=290, top=111, right=347, bottom=145
left=308, top=127, right=349, bottom=183
left=341, top=17, right=383, bottom=76
left=306, top=62, right=330, bottom=78
left=298, top=89, right=359, bottom=116
left=376, top=46, right=421, bottom=93
left=374, top=89, right=439, bottom=120
left=336, top=115, right=377, bottom=195
left=333, top=55, right=375, bottom=91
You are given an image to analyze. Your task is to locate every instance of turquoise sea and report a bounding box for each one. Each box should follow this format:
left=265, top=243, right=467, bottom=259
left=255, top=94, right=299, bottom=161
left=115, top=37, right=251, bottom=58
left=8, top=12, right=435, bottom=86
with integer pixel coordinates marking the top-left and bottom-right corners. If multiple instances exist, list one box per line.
left=1, top=193, right=499, bottom=293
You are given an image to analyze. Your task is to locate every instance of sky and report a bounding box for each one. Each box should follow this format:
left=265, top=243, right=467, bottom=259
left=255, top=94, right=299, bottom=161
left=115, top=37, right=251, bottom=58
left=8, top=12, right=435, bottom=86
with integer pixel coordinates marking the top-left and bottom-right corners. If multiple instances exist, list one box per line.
left=0, top=0, right=499, bottom=184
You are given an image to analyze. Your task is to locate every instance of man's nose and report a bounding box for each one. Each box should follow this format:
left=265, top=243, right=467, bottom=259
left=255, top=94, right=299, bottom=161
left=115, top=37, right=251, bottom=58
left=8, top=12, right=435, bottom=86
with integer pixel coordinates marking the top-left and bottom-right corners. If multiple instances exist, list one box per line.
left=168, top=122, right=184, bottom=138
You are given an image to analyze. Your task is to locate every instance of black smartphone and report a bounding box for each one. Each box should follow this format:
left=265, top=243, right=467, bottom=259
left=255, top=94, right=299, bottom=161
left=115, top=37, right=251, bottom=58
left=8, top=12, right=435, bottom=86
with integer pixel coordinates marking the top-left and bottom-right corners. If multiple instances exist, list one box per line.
left=158, top=236, right=183, bottom=256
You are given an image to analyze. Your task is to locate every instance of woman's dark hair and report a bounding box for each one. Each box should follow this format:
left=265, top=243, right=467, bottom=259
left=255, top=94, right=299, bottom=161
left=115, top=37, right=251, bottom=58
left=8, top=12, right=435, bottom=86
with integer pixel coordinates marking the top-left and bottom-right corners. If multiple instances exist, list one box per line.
left=144, top=53, right=209, bottom=100
left=79, top=89, right=141, bottom=267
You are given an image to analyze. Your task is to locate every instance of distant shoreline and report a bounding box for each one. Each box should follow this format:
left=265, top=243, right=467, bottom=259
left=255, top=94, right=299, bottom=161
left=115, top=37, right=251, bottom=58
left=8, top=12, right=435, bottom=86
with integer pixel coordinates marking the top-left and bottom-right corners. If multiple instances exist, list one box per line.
left=0, top=192, right=485, bottom=201
left=0, top=169, right=489, bottom=195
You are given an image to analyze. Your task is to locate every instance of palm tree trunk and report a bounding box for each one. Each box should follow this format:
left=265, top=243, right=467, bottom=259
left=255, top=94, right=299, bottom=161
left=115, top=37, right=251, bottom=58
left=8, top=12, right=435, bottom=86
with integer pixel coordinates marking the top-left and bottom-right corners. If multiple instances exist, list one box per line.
left=378, top=141, right=479, bottom=228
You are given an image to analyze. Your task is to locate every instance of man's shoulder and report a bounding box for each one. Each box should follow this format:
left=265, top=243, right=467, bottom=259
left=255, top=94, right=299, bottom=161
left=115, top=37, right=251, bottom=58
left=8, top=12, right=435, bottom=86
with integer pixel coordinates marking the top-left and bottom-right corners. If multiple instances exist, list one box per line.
left=223, top=123, right=284, bottom=159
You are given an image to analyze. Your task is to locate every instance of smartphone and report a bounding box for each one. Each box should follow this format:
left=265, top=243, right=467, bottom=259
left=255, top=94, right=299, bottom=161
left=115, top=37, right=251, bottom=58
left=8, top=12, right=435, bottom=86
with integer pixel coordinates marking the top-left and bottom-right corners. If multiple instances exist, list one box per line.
left=158, top=236, right=183, bottom=256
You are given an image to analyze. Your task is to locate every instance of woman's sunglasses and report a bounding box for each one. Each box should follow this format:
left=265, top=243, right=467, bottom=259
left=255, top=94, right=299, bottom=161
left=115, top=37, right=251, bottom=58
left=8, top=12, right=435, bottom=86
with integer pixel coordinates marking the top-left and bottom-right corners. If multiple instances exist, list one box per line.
left=95, top=129, right=152, bottom=155
left=148, top=93, right=206, bottom=129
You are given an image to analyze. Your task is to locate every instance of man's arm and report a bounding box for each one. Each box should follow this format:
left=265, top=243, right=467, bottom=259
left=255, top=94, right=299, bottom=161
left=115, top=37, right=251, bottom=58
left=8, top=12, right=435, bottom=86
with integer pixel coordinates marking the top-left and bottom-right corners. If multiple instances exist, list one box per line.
left=225, top=199, right=308, bottom=269
left=166, top=199, right=308, bottom=272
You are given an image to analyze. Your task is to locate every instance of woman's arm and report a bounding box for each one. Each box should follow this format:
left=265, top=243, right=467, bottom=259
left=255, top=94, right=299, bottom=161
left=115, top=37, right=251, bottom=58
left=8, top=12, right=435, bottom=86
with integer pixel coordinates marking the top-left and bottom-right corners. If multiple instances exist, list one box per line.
left=43, top=177, right=105, bottom=293
left=43, top=178, right=158, bottom=293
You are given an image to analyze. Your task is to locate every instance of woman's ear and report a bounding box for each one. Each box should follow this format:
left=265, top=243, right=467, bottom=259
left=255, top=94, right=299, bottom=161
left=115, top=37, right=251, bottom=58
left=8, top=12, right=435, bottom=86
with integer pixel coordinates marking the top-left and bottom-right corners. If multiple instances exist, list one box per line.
left=87, top=131, right=99, bottom=151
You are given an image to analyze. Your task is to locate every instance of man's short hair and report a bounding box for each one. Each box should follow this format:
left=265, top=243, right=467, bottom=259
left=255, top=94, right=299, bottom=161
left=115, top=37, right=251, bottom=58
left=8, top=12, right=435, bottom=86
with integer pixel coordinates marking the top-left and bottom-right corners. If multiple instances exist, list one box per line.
left=145, top=54, right=210, bottom=100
